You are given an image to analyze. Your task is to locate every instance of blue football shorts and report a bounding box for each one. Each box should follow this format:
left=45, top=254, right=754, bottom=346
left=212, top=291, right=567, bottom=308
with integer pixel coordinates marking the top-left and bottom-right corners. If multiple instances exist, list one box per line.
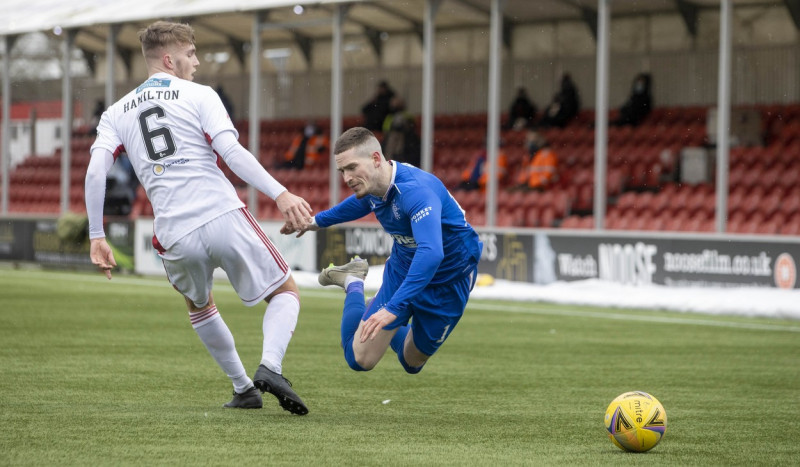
left=365, top=259, right=478, bottom=356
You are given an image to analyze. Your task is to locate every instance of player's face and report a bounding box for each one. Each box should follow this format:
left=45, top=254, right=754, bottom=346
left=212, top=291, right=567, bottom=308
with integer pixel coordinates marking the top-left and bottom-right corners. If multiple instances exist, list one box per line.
left=336, top=148, right=379, bottom=199
left=170, top=42, right=199, bottom=81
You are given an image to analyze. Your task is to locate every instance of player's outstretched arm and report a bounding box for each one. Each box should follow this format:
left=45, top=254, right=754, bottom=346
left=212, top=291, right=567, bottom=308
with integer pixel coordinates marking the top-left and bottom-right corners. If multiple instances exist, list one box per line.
left=213, top=130, right=313, bottom=230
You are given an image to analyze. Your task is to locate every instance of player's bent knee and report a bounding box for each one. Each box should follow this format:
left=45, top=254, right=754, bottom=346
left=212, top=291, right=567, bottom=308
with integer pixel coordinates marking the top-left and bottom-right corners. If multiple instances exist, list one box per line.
left=350, top=338, right=386, bottom=370
left=346, top=357, right=369, bottom=372
left=343, top=343, right=372, bottom=371
left=353, top=352, right=380, bottom=371
left=398, top=352, right=425, bottom=374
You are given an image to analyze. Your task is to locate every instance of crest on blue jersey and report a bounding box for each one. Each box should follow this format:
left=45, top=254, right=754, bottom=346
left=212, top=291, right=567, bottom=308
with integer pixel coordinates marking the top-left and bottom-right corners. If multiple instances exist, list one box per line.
left=392, top=201, right=401, bottom=220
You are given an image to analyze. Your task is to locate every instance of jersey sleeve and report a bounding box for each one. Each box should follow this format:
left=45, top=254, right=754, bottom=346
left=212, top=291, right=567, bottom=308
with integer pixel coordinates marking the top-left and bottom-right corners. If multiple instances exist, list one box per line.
left=90, top=111, right=123, bottom=154
left=212, top=130, right=286, bottom=200
left=85, top=147, right=115, bottom=239
left=315, top=195, right=373, bottom=227
left=383, top=188, right=444, bottom=320
left=197, top=86, right=237, bottom=141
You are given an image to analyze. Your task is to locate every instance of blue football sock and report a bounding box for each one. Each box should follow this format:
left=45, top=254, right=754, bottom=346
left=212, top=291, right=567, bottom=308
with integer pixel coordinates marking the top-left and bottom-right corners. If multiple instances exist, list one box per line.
left=341, top=281, right=367, bottom=371
left=390, top=324, right=410, bottom=355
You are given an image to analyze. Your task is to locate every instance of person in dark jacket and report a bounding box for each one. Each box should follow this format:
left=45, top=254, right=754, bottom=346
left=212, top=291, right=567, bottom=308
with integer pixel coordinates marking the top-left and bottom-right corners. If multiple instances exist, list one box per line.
left=612, top=73, right=652, bottom=127
left=361, top=80, right=395, bottom=131
left=505, top=87, right=537, bottom=130
left=538, top=73, right=580, bottom=129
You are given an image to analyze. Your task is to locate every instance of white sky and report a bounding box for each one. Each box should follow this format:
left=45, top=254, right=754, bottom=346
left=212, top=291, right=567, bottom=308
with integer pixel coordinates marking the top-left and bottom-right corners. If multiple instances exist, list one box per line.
left=294, top=266, right=800, bottom=321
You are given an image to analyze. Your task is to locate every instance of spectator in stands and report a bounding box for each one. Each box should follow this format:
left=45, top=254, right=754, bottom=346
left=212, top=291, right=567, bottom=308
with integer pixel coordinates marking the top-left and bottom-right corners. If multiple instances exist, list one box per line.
left=504, top=87, right=537, bottom=130
left=537, top=73, right=580, bottom=129
left=281, top=121, right=329, bottom=170
left=89, top=99, right=105, bottom=135
left=381, top=97, right=421, bottom=167
left=361, top=80, right=395, bottom=131
left=512, top=130, right=558, bottom=191
left=103, top=153, right=138, bottom=216
left=611, top=73, right=652, bottom=127
left=215, top=85, right=235, bottom=120
left=457, top=138, right=508, bottom=191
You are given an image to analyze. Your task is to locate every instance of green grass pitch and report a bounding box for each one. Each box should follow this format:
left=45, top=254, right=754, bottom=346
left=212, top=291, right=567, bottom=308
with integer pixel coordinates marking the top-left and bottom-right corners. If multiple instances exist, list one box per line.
left=1, top=267, right=799, bottom=465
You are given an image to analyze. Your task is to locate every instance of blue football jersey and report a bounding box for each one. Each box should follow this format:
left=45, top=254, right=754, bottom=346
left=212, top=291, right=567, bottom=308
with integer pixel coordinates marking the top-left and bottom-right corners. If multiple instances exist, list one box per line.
left=316, top=162, right=483, bottom=316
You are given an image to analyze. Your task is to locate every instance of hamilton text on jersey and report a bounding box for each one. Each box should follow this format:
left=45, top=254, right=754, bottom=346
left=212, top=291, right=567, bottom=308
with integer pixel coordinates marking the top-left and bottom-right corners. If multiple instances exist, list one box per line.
left=123, top=90, right=181, bottom=113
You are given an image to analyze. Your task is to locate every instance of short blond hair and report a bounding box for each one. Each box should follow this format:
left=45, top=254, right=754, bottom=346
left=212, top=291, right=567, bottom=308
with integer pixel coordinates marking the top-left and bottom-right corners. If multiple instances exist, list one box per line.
left=138, top=21, right=195, bottom=59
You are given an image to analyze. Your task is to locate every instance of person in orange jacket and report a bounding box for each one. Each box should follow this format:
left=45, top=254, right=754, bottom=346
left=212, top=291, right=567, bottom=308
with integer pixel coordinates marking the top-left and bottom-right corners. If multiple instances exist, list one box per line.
left=513, top=130, right=558, bottom=190
left=282, top=121, right=329, bottom=169
left=457, top=140, right=508, bottom=191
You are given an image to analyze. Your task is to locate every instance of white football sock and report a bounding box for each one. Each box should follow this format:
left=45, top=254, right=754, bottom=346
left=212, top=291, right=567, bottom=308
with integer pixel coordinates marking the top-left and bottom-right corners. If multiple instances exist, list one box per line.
left=189, top=306, right=253, bottom=393
left=261, top=291, right=300, bottom=374
left=344, top=275, right=364, bottom=290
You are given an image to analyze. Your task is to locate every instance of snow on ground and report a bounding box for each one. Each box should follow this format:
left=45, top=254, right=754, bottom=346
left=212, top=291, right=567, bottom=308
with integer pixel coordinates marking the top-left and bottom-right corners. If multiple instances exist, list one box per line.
left=294, top=265, right=800, bottom=321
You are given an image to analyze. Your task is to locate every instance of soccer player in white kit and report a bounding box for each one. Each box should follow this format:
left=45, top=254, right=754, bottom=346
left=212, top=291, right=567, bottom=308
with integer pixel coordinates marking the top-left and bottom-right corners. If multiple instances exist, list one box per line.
left=85, top=21, right=312, bottom=414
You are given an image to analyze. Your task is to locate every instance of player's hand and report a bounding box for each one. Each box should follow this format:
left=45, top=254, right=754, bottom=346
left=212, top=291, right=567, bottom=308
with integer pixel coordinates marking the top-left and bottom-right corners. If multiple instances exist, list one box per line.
left=275, top=191, right=313, bottom=231
left=280, top=221, right=319, bottom=238
left=90, top=237, right=117, bottom=280
left=360, top=308, right=397, bottom=343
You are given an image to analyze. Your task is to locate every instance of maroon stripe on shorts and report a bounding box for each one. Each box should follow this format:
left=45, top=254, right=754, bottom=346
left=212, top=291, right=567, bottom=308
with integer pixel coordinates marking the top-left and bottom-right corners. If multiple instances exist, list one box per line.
left=239, top=208, right=288, bottom=273
left=152, top=234, right=166, bottom=254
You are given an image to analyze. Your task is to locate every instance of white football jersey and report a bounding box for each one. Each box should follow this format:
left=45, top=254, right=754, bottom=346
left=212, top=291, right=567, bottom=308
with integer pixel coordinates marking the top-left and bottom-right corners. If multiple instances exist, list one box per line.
left=92, top=72, right=244, bottom=249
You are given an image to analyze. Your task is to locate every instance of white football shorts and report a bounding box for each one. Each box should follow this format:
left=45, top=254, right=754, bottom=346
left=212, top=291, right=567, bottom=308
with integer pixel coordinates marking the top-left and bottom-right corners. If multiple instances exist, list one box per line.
left=158, top=208, right=291, bottom=308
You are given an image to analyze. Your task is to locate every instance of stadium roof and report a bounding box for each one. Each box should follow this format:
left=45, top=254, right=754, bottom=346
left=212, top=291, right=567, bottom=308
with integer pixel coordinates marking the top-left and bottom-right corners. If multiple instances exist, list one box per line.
left=1, top=1, right=792, bottom=55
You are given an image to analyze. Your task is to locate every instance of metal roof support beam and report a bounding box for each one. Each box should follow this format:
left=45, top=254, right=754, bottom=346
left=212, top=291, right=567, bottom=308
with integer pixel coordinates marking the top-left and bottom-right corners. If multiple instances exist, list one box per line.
left=502, top=18, right=513, bottom=50
left=369, top=2, right=424, bottom=44
left=77, top=27, right=133, bottom=79
left=715, top=0, right=733, bottom=233
left=259, top=16, right=331, bottom=31
left=1, top=34, right=17, bottom=215
left=318, top=5, right=383, bottom=59
left=228, top=37, right=246, bottom=68
left=421, top=0, right=442, bottom=174
left=329, top=4, right=346, bottom=206
left=191, top=19, right=247, bottom=67
left=785, top=0, right=800, bottom=30
left=485, top=0, right=506, bottom=228
left=292, top=31, right=313, bottom=65
left=80, top=47, right=97, bottom=75
left=61, top=29, right=77, bottom=214
left=675, top=0, right=699, bottom=37
left=248, top=11, right=266, bottom=214
left=452, top=0, right=513, bottom=49
left=105, top=24, right=120, bottom=110
left=116, top=45, right=134, bottom=79
left=362, top=25, right=383, bottom=60
left=593, top=0, right=610, bottom=229
left=581, top=6, right=599, bottom=40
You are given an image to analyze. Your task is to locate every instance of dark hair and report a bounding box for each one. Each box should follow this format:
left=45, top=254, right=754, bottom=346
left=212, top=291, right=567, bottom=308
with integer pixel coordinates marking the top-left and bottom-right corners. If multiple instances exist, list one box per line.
left=334, top=127, right=379, bottom=156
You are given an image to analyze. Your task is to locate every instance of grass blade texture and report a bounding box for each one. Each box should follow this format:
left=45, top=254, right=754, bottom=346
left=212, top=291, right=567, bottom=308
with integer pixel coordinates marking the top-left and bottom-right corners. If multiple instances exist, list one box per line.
left=1, top=269, right=798, bottom=465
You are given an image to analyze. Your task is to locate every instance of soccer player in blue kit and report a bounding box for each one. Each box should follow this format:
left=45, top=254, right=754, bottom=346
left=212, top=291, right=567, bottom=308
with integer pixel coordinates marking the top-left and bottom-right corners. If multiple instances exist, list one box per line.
left=283, top=127, right=483, bottom=374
